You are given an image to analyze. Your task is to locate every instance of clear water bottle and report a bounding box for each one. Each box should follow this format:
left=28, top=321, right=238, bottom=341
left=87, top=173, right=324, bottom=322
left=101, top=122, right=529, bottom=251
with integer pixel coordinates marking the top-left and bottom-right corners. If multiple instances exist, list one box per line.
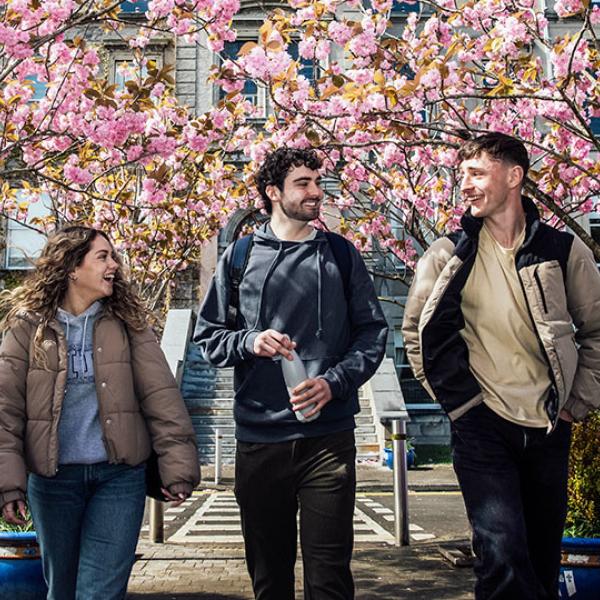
left=281, top=349, right=320, bottom=423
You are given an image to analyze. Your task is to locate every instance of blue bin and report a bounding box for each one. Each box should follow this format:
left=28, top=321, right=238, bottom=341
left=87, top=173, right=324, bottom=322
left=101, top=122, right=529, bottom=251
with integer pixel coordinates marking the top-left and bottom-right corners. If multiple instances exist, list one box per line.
left=383, top=447, right=415, bottom=469
left=0, top=532, right=47, bottom=600
left=559, top=537, right=600, bottom=599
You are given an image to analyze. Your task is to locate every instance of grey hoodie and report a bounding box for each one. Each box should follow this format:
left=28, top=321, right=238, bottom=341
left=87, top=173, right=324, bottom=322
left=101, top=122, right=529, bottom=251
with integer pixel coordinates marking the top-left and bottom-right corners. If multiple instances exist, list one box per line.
left=194, top=224, right=388, bottom=443
left=55, top=301, right=107, bottom=464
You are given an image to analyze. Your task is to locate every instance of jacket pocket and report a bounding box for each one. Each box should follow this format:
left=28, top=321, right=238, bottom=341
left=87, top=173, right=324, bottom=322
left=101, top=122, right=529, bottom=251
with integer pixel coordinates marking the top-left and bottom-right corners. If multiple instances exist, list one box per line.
left=554, top=333, right=578, bottom=400
left=531, top=261, right=568, bottom=319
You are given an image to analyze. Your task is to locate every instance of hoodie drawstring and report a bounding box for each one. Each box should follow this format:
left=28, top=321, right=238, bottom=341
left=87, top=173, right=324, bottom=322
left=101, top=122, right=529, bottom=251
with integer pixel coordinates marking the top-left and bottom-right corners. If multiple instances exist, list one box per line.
left=81, top=314, right=89, bottom=380
left=249, top=235, right=326, bottom=340
left=316, top=245, right=323, bottom=339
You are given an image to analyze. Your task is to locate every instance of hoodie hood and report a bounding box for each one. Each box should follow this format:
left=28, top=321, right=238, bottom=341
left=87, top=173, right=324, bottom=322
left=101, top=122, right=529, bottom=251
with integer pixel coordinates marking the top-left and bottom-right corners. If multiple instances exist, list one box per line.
left=56, top=300, right=104, bottom=344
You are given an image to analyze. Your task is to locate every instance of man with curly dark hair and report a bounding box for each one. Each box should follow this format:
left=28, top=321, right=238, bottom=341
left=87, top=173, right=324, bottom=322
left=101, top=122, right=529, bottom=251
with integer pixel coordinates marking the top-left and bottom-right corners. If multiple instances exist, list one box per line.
left=255, top=147, right=323, bottom=215
left=195, top=147, right=388, bottom=600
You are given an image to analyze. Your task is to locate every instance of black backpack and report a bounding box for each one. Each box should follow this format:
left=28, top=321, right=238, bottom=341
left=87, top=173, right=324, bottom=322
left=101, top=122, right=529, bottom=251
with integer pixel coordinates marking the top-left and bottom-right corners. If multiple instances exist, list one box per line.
left=225, top=231, right=352, bottom=329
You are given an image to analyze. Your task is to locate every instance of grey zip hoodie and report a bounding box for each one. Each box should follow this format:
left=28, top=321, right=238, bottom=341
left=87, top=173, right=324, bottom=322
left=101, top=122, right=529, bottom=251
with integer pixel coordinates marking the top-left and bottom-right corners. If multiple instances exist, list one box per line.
left=194, top=223, right=388, bottom=443
left=56, top=301, right=108, bottom=464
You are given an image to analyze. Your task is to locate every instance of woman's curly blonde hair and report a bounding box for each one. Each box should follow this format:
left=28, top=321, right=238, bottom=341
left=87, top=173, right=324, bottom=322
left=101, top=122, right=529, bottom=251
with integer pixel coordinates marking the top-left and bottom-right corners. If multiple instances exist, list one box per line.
left=0, top=226, right=151, bottom=365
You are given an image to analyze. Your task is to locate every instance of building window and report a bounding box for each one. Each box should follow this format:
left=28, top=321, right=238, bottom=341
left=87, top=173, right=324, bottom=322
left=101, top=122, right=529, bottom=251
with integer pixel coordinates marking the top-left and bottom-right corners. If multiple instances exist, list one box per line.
left=110, top=51, right=162, bottom=93
left=220, top=41, right=265, bottom=113
left=5, top=193, right=51, bottom=270
left=394, top=328, right=413, bottom=381
left=114, top=59, right=149, bottom=91
left=391, top=0, right=420, bottom=12
left=362, top=0, right=420, bottom=11
left=218, top=40, right=321, bottom=116
left=120, top=0, right=148, bottom=14
left=288, top=41, right=320, bottom=85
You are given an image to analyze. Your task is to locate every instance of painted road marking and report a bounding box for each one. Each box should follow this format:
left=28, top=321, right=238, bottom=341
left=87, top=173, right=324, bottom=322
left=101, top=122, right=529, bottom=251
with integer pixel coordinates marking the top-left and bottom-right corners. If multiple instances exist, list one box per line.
left=141, top=503, right=191, bottom=532
left=355, top=495, right=437, bottom=543
left=168, top=492, right=396, bottom=544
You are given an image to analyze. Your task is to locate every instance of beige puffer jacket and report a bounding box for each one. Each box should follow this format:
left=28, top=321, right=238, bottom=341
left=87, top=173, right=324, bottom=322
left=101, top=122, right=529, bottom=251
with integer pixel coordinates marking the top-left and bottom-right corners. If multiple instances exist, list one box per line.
left=0, top=311, right=200, bottom=508
left=402, top=197, right=600, bottom=426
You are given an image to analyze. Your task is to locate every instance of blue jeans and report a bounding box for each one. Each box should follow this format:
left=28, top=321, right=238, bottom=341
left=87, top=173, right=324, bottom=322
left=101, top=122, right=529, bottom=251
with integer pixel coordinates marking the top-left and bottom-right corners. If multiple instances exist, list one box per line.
left=28, top=462, right=146, bottom=600
left=452, top=403, right=571, bottom=600
left=234, top=430, right=356, bottom=600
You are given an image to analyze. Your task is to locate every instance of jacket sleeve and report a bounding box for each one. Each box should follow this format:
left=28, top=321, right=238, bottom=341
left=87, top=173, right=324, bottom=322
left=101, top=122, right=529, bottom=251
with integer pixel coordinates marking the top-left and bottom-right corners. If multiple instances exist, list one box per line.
left=401, top=238, right=455, bottom=400
left=193, top=243, right=258, bottom=367
left=563, top=237, right=600, bottom=421
left=0, top=321, right=32, bottom=508
left=130, top=327, right=200, bottom=493
left=319, top=244, right=388, bottom=399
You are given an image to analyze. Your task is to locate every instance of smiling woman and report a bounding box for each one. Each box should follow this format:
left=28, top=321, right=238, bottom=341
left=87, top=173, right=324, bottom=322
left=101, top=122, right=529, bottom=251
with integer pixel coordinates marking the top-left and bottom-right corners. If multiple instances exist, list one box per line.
left=0, top=226, right=200, bottom=600
left=61, top=233, right=119, bottom=316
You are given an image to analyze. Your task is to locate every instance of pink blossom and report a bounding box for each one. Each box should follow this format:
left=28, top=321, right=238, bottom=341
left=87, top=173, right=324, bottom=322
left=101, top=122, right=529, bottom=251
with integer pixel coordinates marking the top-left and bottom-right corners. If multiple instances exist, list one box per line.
left=348, top=31, right=379, bottom=58
left=328, top=21, right=353, bottom=46
left=554, top=0, right=585, bottom=17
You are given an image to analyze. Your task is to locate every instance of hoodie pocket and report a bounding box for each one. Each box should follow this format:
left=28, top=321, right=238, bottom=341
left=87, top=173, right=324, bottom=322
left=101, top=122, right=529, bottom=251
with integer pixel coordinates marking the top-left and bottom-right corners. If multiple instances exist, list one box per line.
left=234, top=358, right=289, bottom=411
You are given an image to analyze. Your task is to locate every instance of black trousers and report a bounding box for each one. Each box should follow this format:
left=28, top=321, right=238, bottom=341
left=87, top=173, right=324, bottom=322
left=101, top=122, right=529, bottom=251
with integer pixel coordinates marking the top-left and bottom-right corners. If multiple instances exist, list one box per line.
left=234, top=430, right=356, bottom=600
left=452, top=403, right=572, bottom=600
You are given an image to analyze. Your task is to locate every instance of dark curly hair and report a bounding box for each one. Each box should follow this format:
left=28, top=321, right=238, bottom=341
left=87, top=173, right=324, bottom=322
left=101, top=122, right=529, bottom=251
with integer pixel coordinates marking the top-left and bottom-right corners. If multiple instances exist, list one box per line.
left=458, top=132, right=530, bottom=180
left=255, top=147, right=322, bottom=214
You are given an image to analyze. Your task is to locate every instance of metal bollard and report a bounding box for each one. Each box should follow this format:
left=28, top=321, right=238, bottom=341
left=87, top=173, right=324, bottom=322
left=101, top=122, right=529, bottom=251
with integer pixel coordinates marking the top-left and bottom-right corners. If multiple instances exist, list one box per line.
left=391, top=419, right=410, bottom=546
left=148, top=498, right=164, bottom=543
left=214, top=428, right=222, bottom=485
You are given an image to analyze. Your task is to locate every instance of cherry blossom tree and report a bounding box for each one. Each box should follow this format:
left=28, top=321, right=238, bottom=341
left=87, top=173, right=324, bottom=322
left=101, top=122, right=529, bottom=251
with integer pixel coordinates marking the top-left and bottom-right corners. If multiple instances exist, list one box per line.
left=0, top=0, right=249, bottom=309
left=2, top=0, right=599, bottom=308
left=216, top=0, right=600, bottom=270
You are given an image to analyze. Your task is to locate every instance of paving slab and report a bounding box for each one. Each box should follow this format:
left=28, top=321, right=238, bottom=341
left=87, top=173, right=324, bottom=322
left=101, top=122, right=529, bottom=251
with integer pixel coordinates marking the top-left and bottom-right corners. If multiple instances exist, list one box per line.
left=128, top=463, right=473, bottom=599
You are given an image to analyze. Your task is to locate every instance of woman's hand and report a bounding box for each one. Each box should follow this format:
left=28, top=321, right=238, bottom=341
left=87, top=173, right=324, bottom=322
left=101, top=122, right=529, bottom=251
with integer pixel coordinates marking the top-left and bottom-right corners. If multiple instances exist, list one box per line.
left=2, top=500, right=28, bottom=525
left=160, top=487, right=190, bottom=507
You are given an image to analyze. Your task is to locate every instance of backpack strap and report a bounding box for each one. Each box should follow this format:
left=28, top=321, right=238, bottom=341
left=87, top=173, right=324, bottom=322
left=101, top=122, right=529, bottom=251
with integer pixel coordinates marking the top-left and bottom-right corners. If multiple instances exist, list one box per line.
left=226, top=234, right=254, bottom=330
left=324, top=231, right=352, bottom=303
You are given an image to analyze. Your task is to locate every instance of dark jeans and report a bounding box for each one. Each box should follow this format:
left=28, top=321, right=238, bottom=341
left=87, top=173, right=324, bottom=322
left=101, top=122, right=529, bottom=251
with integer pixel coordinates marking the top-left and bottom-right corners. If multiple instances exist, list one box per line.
left=452, top=403, right=571, bottom=600
left=234, top=430, right=356, bottom=600
left=28, top=462, right=146, bottom=600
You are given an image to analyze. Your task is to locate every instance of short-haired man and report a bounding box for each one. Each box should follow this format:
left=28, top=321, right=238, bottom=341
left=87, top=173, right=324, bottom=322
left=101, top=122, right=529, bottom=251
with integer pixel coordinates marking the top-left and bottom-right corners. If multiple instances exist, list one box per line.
left=195, top=147, right=388, bottom=600
left=402, top=132, right=600, bottom=599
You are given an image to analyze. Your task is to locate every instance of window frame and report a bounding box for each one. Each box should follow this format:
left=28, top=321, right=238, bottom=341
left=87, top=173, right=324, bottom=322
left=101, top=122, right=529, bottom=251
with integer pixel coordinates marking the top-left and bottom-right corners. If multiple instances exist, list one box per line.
left=4, top=192, right=52, bottom=270
left=109, top=50, right=164, bottom=93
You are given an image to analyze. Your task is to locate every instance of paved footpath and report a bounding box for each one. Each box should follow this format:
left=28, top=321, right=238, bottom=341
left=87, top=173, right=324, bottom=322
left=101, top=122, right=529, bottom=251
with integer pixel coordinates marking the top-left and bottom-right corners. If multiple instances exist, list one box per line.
left=127, top=464, right=475, bottom=599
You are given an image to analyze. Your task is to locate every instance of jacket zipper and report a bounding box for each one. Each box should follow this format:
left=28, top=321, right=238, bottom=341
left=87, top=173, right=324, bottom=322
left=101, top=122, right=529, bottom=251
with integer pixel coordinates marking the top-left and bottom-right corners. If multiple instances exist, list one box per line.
left=533, top=268, right=549, bottom=314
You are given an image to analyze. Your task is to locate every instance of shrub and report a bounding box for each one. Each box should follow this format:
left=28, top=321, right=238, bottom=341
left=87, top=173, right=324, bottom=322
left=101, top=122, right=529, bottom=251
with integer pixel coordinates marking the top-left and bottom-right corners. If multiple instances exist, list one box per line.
left=565, top=411, right=600, bottom=538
